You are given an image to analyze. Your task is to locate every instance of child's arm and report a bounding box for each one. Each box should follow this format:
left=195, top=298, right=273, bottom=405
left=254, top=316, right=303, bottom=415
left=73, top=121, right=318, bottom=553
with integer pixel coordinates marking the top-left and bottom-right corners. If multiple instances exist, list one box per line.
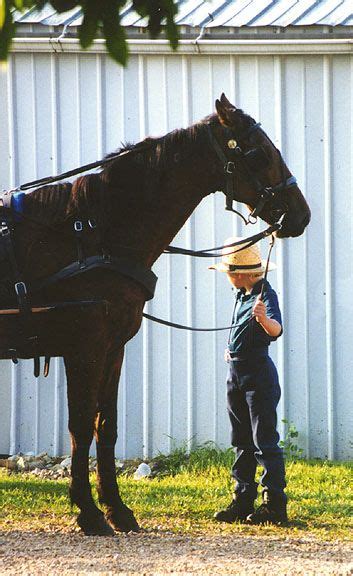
left=252, top=296, right=282, bottom=338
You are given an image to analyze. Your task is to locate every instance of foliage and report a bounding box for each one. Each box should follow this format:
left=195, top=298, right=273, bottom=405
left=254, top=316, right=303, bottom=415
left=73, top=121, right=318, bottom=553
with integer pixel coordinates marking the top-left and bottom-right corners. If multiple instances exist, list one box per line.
left=0, top=0, right=179, bottom=64
left=117, top=440, right=234, bottom=478
left=279, top=418, right=304, bottom=460
left=1, top=452, right=352, bottom=540
left=149, top=440, right=234, bottom=476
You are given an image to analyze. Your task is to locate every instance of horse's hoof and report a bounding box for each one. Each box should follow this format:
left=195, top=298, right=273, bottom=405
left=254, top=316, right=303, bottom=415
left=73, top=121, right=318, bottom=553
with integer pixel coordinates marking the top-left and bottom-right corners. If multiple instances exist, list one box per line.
left=77, top=511, right=115, bottom=536
left=106, top=506, right=140, bottom=533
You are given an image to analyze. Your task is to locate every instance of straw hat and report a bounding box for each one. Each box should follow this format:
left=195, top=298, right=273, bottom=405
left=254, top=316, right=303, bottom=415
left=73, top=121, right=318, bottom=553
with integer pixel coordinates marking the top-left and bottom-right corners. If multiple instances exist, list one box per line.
left=209, top=236, right=276, bottom=273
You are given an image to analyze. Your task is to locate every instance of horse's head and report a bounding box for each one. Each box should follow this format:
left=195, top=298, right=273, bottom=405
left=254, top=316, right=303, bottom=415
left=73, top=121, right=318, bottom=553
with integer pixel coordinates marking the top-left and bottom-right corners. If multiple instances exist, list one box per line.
left=212, top=93, right=311, bottom=238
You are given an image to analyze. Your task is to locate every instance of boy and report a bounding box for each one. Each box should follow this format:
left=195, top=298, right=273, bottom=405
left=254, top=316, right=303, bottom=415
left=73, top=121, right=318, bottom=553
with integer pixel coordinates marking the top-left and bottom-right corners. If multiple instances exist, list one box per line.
left=209, top=237, right=287, bottom=525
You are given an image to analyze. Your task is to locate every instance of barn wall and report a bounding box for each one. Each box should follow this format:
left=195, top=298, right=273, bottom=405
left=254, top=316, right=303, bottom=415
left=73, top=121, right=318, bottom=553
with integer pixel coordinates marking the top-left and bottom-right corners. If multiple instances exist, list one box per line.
left=0, top=46, right=352, bottom=460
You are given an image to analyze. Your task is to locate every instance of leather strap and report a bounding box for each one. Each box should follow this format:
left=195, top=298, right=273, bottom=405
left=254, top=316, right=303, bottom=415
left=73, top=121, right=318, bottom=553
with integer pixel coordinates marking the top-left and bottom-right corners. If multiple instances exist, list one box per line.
left=31, top=254, right=157, bottom=301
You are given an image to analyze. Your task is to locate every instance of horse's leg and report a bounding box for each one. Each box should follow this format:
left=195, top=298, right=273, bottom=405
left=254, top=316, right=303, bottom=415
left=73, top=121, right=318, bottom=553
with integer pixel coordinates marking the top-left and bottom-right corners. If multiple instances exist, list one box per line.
left=95, top=347, right=140, bottom=532
left=64, top=353, right=115, bottom=536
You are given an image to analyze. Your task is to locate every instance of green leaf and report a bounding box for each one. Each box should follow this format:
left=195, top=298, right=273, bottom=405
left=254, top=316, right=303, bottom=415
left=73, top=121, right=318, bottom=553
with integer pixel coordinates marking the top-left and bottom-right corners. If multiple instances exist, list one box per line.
left=102, top=7, right=128, bottom=66
left=165, top=12, right=178, bottom=50
left=147, top=6, right=162, bottom=39
left=1, top=0, right=180, bottom=64
left=30, top=0, right=46, bottom=8
left=0, top=4, right=15, bottom=61
left=50, top=0, right=80, bottom=12
left=0, top=0, right=5, bottom=30
left=132, top=0, right=148, bottom=18
left=79, top=5, right=99, bottom=49
left=13, top=0, right=24, bottom=11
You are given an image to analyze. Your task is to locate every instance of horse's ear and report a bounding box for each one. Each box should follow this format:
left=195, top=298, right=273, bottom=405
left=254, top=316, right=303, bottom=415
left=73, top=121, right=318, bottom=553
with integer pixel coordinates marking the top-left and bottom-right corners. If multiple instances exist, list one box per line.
left=215, top=98, right=233, bottom=127
left=220, top=93, right=236, bottom=110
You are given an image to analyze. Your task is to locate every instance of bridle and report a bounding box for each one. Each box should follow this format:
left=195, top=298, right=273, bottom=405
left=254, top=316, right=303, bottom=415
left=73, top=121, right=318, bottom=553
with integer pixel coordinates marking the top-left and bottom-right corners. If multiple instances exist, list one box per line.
left=207, top=121, right=297, bottom=226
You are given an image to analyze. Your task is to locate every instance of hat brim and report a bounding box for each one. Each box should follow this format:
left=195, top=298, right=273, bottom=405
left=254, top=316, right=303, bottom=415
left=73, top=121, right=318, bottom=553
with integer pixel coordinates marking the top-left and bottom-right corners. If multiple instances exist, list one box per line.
left=208, top=260, right=277, bottom=273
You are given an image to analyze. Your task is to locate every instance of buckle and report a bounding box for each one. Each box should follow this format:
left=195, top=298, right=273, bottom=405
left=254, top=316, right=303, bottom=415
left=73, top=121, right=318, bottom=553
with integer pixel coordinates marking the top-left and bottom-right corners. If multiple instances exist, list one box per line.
left=225, top=161, right=235, bottom=174
left=261, top=187, right=275, bottom=200
left=74, top=220, right=83, bottom=232
left=248, top=213, right=258, bottom=225
left=9, top=349, right=18, bottom=364
left=15, top=281, right=27, bottom=297
left=0, top=225, right=10, bottom=236
left=88, top=218, right=97, bottom=229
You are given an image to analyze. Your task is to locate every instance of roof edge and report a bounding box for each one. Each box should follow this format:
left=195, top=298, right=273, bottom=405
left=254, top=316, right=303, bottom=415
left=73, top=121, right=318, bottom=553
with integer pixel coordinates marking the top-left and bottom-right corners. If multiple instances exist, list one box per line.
left=9, top=37, right=353, bottom=56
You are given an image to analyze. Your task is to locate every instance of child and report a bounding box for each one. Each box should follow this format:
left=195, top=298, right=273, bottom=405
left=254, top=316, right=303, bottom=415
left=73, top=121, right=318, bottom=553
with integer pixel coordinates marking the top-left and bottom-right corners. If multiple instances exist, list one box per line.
left=209, top=237, right=287, bottom=525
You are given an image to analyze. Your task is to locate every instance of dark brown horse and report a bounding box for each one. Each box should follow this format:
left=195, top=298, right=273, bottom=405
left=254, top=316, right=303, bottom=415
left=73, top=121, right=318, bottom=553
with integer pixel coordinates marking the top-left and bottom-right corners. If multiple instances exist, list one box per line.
left=0, top=94, right=310, bottom=535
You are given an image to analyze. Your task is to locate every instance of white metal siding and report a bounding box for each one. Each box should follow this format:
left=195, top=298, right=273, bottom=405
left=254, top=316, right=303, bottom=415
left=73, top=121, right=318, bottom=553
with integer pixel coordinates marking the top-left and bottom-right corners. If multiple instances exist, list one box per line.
left=0, top=46, right=352, bottom=460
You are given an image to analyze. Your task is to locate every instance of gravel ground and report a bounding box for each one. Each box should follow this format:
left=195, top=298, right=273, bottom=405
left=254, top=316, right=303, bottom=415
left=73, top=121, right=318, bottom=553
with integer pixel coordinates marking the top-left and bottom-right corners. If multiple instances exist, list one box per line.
left=0, top=530, right=352, bottom=575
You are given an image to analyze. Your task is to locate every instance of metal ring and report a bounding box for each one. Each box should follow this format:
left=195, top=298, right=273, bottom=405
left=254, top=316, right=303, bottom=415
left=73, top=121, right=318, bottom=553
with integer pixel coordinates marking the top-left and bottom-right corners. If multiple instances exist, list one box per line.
left=74, top=221, right=83, bottom=232
left=247, top=214, right=258, bottom=225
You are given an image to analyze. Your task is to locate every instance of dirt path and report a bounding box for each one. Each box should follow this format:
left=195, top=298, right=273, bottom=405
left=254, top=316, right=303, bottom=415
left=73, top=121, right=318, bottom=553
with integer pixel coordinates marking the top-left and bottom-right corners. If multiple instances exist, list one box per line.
left=0, top=530, right=352, bottom=575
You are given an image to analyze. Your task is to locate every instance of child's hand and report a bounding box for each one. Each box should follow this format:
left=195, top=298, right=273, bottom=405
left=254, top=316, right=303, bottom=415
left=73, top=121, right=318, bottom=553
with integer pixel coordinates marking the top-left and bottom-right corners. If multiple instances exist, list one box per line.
left=253, top=296, right=267, bottom=323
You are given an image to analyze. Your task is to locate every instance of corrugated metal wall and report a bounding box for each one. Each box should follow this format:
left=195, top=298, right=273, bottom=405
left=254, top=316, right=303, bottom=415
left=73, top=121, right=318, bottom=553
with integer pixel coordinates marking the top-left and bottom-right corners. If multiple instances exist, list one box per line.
left=0, top=47, right=352, bottom=460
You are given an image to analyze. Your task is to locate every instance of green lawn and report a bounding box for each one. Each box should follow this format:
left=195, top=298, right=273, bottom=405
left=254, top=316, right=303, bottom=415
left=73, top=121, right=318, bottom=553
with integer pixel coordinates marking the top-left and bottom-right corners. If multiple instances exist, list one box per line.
left=0, top=449, right=352, bottom=541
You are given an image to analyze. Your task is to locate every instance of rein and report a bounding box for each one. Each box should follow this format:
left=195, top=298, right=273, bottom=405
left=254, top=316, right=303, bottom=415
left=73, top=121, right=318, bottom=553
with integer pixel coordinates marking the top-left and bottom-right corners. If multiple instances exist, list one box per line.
left=163, top=225, right=280, bottom=258
left=144, top=231, right=278, bottom=332
left=0, top=198, right=282, bottom=335
left=0, top=115, right=293, bottom=343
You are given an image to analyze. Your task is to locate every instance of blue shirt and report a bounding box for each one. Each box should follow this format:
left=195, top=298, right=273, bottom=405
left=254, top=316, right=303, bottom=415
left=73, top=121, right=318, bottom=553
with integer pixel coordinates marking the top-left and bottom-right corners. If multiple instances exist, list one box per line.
left=228, top=279, right=282, bottom=356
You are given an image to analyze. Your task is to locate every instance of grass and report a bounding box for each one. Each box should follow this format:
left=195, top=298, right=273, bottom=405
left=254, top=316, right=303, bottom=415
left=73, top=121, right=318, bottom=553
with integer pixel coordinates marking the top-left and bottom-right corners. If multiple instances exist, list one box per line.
left=0, top=445, right=352, bottom=541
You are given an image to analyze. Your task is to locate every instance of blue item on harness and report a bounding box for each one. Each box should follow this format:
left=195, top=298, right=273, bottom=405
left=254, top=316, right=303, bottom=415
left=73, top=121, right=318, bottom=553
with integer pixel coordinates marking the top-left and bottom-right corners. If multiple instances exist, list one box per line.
left=11, top=192, right=26, bottom=221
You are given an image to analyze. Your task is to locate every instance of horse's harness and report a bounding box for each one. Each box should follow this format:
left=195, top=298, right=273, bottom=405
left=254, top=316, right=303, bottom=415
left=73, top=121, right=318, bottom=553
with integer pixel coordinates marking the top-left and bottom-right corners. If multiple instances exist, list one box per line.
left=0, top=120, right=295, bottom=375
left=207, top=121, right=297, bottom=224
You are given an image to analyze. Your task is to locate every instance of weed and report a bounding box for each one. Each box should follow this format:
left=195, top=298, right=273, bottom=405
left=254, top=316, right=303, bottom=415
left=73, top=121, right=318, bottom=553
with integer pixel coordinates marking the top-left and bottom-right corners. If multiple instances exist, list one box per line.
left=280, top=419, right=304, bottom=460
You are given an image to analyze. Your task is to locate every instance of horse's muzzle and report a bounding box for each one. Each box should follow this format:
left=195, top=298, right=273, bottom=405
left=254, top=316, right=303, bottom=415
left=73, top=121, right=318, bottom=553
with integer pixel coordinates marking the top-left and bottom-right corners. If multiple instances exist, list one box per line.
left=276, top=210, right=311, bottom=238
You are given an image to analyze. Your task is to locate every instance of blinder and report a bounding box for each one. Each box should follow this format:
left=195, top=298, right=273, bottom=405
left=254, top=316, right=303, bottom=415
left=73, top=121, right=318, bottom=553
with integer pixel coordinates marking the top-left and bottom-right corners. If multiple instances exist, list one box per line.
left=208, top=122, right=297, bottom=225
left=243, top=147, right=270, bottom=171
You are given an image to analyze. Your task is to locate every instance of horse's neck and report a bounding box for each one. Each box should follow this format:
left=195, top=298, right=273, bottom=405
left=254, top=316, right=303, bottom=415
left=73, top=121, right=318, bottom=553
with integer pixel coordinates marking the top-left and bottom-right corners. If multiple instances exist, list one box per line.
left=107, top=156, right=214, bottom=267
left=145, top=184, right=204, bottom=266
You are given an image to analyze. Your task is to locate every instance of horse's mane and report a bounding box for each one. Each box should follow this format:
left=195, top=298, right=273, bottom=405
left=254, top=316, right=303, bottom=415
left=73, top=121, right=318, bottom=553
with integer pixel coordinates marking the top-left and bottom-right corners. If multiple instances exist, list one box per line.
left=103, top=108, right=255, bottom=170
left=103, top=113, right=221, bottom=171
left=22, top=109, right=254, bottom=226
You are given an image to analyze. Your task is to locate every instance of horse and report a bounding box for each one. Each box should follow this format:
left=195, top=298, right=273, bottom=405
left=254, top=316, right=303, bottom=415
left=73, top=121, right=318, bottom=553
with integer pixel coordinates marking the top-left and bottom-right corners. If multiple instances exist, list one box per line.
left=0, top=94, right=310, bottom=535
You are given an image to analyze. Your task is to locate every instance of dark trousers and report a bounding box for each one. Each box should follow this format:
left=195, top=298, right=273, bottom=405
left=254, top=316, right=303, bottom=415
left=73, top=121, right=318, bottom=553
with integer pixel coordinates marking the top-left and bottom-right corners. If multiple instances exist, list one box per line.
left=226, top=355, right=286, bottom=501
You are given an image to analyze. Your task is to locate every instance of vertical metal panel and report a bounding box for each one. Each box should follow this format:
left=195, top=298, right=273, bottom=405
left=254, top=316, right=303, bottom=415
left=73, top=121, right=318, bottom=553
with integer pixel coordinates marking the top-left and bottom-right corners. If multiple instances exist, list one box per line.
left=181, top=55, right=195, bottom=453
left=0, top=63, right=12, bottom=455
left=210, top=56, right=233, bottom=448
left=118, top=56, right=145, bottom=459
left=282, top=56, right=310, bottom=457
left=191, top=56, right=216, bottom=447
left=1, top=48, right=352, bottom=460
left=165, top=56, right=190, bottom=452
left=143, top=56, right=171, bottom=457
left=273, top=56, right=286, bottom=440
left=323, top=55, right=334, bottom=459
left=330, top=55, right=353, bottom=460
left=303, top=56, right=330, bottom=458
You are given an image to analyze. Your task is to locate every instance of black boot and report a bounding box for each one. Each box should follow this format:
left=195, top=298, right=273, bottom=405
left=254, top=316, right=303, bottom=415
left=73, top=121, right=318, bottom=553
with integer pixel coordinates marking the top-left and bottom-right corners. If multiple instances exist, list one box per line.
left=214, top=494, right=255, bottom=523
left=246, top=490, right=288, bottom=525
